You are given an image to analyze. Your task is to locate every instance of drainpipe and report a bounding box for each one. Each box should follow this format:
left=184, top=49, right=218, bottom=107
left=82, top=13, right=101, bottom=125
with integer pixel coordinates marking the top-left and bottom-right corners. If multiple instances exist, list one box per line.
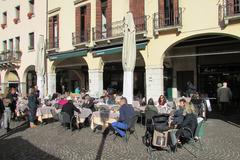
left=45, top=0, right=48, bottom=96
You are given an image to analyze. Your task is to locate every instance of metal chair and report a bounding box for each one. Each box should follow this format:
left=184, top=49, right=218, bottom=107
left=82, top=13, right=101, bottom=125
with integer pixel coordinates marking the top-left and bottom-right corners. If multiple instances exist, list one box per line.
left=58, top=112, right=76, bottom=131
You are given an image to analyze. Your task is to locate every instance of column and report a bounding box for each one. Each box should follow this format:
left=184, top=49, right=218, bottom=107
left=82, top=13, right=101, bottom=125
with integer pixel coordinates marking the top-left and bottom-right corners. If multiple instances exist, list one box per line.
left=88, top=69, right=103, bottom=98
left=145, top=66, right=164, bottom=102
left=47, top=73, right=56, bottom=96
left=19, top=82, right=27, bottom=96
left=0, top=83, right=7, bottom=94
left=37, top=74, right=45, bottom=98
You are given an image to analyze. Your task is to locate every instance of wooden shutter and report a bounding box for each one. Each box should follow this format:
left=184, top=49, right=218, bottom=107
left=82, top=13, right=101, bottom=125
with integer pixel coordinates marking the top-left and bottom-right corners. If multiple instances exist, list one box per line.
left=173, top=0, right=179, bottom=25
left=106, top=0, right=112, bottom=37
left=76, top=6, right=81, bottom=44
left=96, top=0, right=102, bottom=39
left=158, top=0, right=165, bottom=27
left=49, top=17, right=53, bottom=48
left=227, top=0, right=235, bottom=16
left=86, top=3, right=91, bottom=42
left=129, top=0, right=145, bottom=32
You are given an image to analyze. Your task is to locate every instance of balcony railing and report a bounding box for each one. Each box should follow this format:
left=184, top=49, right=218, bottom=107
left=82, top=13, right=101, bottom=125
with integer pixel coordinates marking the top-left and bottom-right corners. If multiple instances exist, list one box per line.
left=223, top=1, right=240, bottom=18
left=0, top=50, right=22, bottom=62
left=153, top=8, right=182, bottom=31
left=92, top=16, right=147, bottom=41
left=72, top=29, right=91, bottom=46
left=47, top=37, right=59, bottom=50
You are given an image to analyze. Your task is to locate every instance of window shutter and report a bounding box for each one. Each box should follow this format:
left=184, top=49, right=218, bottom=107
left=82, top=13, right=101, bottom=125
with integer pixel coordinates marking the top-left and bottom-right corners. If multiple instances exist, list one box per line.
left=49, top=17, right=53, bottom=49
left=96, top=0, right=102, bottom=39
left=158, top=0, right=165, bottom=27
left=76, top=6, right=81, bottom=44
left=106, top=0, right=112, bottom=37
left=86, top=3, right=91, bottom=42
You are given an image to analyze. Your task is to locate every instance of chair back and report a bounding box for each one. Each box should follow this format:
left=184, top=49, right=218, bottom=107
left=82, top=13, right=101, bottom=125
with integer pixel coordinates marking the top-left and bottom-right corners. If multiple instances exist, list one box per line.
left=127, top=115, right=138, bottom=131
left=60, top=112, right=71, bottom=123
left=152, top=114, right=170, bottom=132
left=145, top=110, right=158, bottom=125
left=194, top=117, right=204, bottom=138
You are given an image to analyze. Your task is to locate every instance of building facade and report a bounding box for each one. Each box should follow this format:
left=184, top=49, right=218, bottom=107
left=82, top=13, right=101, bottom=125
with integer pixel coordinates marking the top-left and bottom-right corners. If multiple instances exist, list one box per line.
left=0, top=0, right=47, bottom=96
left=46, top=0, right=240, bottom=103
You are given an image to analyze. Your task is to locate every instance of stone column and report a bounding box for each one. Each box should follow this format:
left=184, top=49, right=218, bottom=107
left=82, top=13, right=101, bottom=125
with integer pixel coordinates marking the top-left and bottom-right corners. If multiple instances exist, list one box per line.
left=19, top=82, right=27, bottom=96
left=0, top=83, right=8, bottom=94
left=47, top=73, right=56, bottom=96
left=88, top=69, right=103, bottom=98
left=37, top=74, right=45, bottom=98
left=145, top=66, right=164, bottom=102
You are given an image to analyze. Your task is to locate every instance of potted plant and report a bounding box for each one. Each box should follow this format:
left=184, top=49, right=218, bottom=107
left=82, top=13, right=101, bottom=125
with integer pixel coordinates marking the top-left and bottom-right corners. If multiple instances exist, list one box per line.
left=13, top=18, right=19, bottom=24
left=1, top=23, right=6, bottom=29
left=27, top=12, right=34, bottom=19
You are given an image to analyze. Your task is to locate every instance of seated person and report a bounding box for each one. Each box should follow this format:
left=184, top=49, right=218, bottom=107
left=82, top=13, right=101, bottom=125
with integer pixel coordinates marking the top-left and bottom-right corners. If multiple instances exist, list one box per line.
left=145, top=98, right=158, bottom=113
left=171, top=98, right=187, bottom=127
left=157, top=95, right=170, bottom=114
left=61, top=96, right=81, bottom=128
left=176, top=103, right=198, bottom=143
left=111, top=97, right=135, bottom=137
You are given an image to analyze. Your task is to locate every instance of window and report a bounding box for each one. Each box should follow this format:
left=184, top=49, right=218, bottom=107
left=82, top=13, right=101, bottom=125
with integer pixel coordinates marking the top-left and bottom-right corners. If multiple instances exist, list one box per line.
left=101, top=0, right=107, bottom=37
left=164, top=0, right=174, bottom=25
left=9, top=39, right=13, bottom=52
left=15, top=6, right=20, bottom=19
left=2, top=12, right=7, bottom=24
left=15, top=37, right=20, bottom=51
left=3, top=40, right=7, bottom=51
left=29, top=32, right=34, bottom=50
left=29, top=0, right=34, bottom=14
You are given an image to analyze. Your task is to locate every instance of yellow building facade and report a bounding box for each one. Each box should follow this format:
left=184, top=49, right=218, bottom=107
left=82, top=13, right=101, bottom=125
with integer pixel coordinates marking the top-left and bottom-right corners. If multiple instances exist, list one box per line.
left=44, top=0, right=240, bottom=102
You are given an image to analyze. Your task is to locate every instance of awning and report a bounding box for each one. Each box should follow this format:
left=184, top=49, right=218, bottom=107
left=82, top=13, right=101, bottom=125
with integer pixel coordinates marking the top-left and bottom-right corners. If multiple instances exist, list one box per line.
left=48, top=49, right=88, bottom=61
left=94, top=42, right=147, bottom=56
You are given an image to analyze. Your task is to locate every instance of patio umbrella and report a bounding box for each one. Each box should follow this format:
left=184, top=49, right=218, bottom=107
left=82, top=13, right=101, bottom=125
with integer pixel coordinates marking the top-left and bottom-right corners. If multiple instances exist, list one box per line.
left=122, top=12, right=136, bottom=104
left=36, top=35, right=45, bottom=98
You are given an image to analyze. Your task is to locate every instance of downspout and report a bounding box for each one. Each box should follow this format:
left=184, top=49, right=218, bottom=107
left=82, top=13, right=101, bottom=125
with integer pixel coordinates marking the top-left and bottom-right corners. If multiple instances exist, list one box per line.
left=45, top=0, right=48, bottom=96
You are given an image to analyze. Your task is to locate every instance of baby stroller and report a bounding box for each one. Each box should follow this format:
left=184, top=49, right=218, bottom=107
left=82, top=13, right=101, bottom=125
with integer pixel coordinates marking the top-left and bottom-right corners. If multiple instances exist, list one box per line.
left=143, top=114, right=171, bottom=153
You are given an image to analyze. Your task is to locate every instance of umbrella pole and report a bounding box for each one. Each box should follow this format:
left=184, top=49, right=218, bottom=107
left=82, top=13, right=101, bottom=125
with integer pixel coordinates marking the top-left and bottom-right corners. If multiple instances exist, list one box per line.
left=123, top=70, right=134, bottom=104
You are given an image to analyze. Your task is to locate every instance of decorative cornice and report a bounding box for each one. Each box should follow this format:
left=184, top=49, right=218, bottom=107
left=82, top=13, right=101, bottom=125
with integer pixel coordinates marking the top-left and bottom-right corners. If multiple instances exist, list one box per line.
left=74, top=0, right=87, bottom=5
left=48, top=7, right=61, bottom=15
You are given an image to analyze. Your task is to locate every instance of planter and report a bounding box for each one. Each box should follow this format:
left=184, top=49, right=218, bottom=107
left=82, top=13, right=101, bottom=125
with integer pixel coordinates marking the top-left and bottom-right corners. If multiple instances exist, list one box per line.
left=27, top=12, right=34, bottom=19
left=1, top=24, right=6, bottom=29
left=13, top=18, right=19, bottom=24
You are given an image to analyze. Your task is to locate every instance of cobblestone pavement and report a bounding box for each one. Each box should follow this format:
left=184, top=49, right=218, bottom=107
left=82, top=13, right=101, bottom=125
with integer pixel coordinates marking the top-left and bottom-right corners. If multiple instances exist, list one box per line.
left=0, top=116, right=240, bottom=160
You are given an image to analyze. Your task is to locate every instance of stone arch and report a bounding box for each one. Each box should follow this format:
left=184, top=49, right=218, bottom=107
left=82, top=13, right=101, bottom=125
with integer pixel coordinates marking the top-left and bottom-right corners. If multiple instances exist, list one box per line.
left=161, top=32, right=240, bottom=59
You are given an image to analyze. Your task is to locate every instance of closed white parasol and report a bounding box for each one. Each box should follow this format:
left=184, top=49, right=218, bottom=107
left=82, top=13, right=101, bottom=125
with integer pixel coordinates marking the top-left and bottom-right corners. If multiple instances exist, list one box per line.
left=122, top=12, right=136, bottom=104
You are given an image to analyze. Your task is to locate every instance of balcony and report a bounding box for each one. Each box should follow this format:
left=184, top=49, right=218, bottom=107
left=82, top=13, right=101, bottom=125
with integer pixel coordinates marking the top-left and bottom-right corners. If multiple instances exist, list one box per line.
left=153, top=8, right=182, bottom=35
left=72, top=29, right=91, bottom=47
left=92, top=16, right=147, bottom=44
left=46, top=37, right=59, bottom=52
left=0, top=50, right=22, bottom=70
left=219, top=1, right=240, bottom=25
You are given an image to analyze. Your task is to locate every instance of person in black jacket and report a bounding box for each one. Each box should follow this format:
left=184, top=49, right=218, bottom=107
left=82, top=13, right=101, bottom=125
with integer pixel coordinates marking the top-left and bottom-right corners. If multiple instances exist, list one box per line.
left=176, top=103, right=198, bottom=144
left=61, top=96, right=81, bottom=123
left=6, top=88, right=18, bottom=120
left=28, top=88, right=39, bottom=128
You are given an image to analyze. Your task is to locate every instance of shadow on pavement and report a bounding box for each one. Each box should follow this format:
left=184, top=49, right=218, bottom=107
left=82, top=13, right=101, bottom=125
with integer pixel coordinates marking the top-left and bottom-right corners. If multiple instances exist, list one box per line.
left=0, top=121, right=29, bottom=140
left=0, top=136, right=60, bottom=160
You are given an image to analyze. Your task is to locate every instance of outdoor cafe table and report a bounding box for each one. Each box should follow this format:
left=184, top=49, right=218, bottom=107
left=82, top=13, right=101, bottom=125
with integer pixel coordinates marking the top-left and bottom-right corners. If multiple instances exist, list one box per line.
left=36, top=106, right=58, bottom=123
left=91, top=111, right=119, bottom=130
left=74, top=107, right=92, bottom=124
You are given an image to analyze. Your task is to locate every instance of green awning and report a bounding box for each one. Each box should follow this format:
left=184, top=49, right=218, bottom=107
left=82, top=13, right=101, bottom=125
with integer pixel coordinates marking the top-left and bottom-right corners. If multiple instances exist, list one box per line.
left=94, top=42, right=147, bottom=56
left=48, top=49, right=88, bottom=61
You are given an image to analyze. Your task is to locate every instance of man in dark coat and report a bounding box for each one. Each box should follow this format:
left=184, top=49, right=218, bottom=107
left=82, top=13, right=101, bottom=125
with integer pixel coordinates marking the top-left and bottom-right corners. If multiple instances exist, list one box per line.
left=217, top=82, right=232, bottom=115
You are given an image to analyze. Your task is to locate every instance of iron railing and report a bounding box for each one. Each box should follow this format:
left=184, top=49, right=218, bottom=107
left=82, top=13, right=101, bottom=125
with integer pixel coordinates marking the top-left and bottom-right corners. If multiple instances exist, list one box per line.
left=47, top=37, right=59, bottom=50
left=92, top=15, right=147, bottom=41
left=72, top=29, right=91, bottom=45
left=223, top=1, right=240, bottom=17
left=0, top=50, right=22, bottom=62
left=153, top=8, right=182, bottom=30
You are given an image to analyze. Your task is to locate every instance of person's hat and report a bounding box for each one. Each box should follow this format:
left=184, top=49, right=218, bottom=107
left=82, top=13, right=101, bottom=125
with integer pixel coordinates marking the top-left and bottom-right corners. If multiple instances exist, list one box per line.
left=67, top=96, right=72, bottom=101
